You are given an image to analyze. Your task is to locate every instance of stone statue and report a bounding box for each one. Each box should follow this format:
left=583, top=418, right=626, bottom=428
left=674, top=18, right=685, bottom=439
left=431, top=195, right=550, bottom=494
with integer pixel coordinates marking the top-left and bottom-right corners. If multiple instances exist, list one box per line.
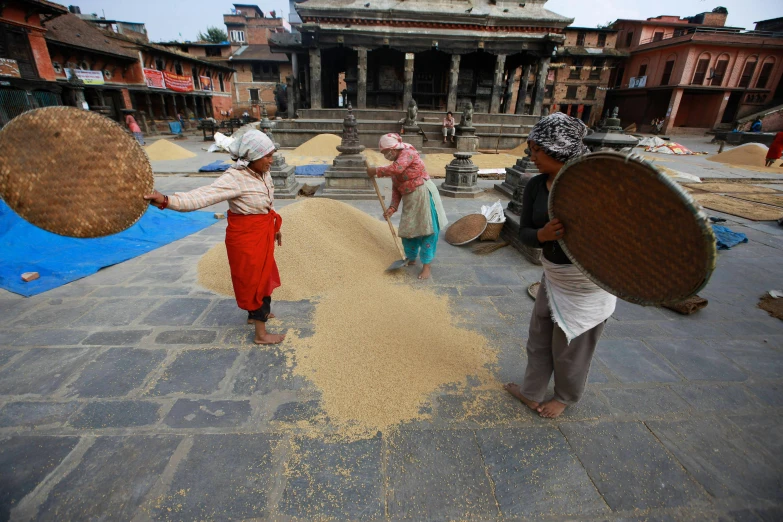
left=611, top=106, right=619, bottom=119
left=404, top=99, right=418, bottom=127
left=459, top=101, right=474, bottom=128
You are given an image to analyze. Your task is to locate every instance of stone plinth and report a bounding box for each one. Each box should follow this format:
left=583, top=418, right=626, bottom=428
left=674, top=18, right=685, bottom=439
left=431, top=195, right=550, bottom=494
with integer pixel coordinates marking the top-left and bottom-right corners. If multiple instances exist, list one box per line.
left=270, top=155, right=299, bottom=199
left=495, top=156, right=539, bottom=199
left=439, top=152, right=481, bottom=199
left=316, top=153, right=376, bottom=200
left=401, top=126, right=424, bottom=150
left=455, top=135, right=478, bottom=153
left=315, top=103, right=377, bottom=200
left=501, top=210, right=542, bottom=265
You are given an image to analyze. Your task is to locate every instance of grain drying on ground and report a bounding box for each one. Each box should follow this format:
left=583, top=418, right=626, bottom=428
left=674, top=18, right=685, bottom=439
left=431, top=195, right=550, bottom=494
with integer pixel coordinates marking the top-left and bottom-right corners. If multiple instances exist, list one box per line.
left=422, top=153, right=520, bottom=177
left=197, top=198, right=497, bottom=439
left=708, top=143, right=782, bottom=168
left=281, top=133, right=390, bottom=168
left=144, top=139, right=197, bottom=161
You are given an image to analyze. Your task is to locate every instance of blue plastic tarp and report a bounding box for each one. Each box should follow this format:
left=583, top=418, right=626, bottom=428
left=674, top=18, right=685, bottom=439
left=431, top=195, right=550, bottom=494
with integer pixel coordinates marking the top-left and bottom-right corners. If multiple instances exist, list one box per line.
left=295, top=165, right=329, bottom=176
left=712, top=224, right=748, bottom=250
left=0, top=200, right=216, bottom=297
left=199, top=160, right=231, bottom=172
left=168, top=121, right=183, bottom=134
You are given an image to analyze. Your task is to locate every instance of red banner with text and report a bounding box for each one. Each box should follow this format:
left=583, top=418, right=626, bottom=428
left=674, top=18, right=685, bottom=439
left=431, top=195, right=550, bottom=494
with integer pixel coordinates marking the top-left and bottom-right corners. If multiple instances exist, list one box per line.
left=163, top=71, right=194, bottom=92
left=143, top=68, right=165, bottom=89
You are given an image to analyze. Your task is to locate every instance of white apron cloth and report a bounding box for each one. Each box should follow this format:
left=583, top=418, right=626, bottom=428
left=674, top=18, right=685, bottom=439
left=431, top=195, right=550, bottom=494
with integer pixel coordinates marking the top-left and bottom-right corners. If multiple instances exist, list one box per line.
left=541, top=257, right=616, bottom=343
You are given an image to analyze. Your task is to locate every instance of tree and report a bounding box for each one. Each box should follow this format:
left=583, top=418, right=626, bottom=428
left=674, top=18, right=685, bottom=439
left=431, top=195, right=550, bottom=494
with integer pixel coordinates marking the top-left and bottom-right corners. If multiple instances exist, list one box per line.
left=597, top=20, right=614, bottom=29
left=198, top=26, right=228, bottom=44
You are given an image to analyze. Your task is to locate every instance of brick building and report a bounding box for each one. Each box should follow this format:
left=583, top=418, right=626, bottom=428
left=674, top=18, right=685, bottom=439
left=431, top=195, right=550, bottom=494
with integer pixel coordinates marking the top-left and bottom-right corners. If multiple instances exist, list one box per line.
left=607, top=8, right=783, bottom=134
left=223, top=3, right=292, bottom=117
left=0, top=0, right=68, bottom=127
left=544, top=27, right=628, bottom=126
left=157, top=41, right=236, bottom=116
left=45, top=13, right=144, bottom=122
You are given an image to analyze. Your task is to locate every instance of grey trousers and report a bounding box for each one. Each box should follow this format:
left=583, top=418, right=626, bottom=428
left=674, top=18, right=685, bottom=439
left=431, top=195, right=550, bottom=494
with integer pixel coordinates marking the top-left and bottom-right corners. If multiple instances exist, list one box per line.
left=520, top=278, right=605, bottom=405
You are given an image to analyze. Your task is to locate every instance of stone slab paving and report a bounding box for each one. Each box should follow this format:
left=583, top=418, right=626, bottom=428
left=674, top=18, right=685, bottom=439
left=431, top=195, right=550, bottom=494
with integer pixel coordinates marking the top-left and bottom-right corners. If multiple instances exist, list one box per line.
left=0, top=173, right=781, bottom=521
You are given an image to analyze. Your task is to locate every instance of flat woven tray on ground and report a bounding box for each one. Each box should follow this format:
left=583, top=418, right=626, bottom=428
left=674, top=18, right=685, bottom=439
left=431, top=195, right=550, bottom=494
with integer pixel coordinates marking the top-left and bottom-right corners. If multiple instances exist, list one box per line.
left=549, top=152, right=716, bottom=306
left=0, top=106, right=153, bottom=238
left=445, top=213, right=487, bottom=245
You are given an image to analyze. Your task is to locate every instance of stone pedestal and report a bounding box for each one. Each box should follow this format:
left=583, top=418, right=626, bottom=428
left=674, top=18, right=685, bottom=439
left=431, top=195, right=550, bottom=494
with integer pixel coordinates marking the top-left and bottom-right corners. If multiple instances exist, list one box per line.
left=317, top=154, right=375, bottom=199
left=270, top=155, right=299, bottom=199
left=401, top=126, right=424, bottom=150
left=495, top=156, right=539, bottom=200
left=439, top=153, right=482, bottom=198
left=261, top=106, right=300, bottom=199
left=316, top=103, right=376, bottom=200
left=501, top=211, right=542, bottom=265
left=455, top=135, right=479, bottom=153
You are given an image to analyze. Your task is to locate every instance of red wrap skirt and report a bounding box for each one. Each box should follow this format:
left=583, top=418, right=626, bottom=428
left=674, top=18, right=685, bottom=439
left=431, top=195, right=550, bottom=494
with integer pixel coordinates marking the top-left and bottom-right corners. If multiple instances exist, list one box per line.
left=225, top=209, right=282, bottom=311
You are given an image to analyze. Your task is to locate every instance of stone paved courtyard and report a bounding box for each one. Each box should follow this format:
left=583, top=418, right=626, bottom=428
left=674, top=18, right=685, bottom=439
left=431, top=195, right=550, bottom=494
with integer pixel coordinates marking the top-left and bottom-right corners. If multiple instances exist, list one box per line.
left=1, top=162, right=783, bottom=521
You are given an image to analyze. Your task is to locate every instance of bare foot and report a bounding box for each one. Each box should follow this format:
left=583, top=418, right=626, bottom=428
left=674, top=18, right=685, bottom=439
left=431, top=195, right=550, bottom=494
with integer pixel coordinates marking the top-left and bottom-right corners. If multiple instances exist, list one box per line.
left=418, top=264, right=432, bottom=279
left=503, top=383, right=539, bottom=410
left=537, top=399, right=567, bottom=418
left=254, top=333, right=286, bottom=345
left=247, top=313, right=275, bottom=324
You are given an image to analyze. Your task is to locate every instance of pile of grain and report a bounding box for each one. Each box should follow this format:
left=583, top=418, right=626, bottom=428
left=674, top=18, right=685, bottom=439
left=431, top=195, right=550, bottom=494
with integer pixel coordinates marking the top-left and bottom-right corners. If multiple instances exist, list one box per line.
left=423, top=153, right=519, bottom=178
left=290, top=134, right=342, bottom=156
left=707, top=143, right=770, bottom=167
left=507, top=142, right=529, bottom=156
left=289, top=278, right=495, bottom=439
left=197, top=198, right=497, bottom=438
left=144, top=139, right=197, bottom=161
left=198, top=198, right=401, bottom=301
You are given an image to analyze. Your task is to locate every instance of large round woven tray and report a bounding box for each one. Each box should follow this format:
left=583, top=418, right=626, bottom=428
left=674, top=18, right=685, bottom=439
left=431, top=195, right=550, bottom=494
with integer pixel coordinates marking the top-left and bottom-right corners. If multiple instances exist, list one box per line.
left=445, top=213, right=488, bottom=246
left=0, top=106, right=153, bottom=238
left=549, top=152, right=716, bottom=306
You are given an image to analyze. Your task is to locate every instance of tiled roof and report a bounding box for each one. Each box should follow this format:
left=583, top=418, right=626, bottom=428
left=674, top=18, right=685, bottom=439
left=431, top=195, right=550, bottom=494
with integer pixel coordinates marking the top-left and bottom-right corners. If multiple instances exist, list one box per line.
left=45, top=13, right=138, bottom=59
left=229, top=44, right=289, bottom=62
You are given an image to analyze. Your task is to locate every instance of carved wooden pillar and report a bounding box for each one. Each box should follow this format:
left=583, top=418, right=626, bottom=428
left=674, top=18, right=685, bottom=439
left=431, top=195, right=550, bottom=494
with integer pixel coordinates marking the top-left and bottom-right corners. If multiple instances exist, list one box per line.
left=144, top=93, right=153, bottom=118
left=309, top=48, right=322, bottom=109
left=447, top=54, right=460, bottom=113
left=357, top=47, right=367, bottom=109
left=403, top=52, right=414, bottom=109
left=532, top=57, right=550, bottom=116
left=490, top=54, right=506, bottom=114
left=159, top=93, right=167, bottom=118
left=515, top=64, right=532, bottom=115
left=504, top=67, right=517, bottom=114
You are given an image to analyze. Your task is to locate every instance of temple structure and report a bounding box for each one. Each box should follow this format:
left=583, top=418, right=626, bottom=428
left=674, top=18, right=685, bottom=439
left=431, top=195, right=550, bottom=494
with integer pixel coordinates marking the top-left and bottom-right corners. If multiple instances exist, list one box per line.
left=274, top=0, right=572, bottom=116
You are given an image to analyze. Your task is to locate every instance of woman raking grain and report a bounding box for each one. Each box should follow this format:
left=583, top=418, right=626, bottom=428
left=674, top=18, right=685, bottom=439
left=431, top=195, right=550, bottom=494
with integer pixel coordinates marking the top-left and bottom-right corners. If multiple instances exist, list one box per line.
left=367, top=133, right=448, bottom=279
left=144, top=130, right=286, bottom=344
left=504, top=113, right=616, bottom=418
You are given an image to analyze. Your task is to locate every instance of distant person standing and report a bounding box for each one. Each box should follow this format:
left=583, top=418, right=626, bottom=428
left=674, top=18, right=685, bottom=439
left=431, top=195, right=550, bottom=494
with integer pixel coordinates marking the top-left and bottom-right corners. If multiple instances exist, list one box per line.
left=125, top=112, right=144, bottom=146
left=765, top=131, right=783, bottom=167
left=442, top=111, right=455, bottom=144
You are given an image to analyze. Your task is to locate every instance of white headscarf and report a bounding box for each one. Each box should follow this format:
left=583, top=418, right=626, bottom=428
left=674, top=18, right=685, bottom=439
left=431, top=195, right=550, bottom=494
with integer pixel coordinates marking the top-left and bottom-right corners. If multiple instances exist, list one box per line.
left=227, top=129, right=276, bottom=169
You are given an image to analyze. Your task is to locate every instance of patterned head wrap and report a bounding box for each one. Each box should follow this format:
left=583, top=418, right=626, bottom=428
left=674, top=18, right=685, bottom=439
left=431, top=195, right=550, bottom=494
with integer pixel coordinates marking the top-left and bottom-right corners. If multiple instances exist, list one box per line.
left=379, top=133, right=405, bottom=151
left=227, top=130, right=276, bottom=169
left=527, top=112, right=590, bottom=163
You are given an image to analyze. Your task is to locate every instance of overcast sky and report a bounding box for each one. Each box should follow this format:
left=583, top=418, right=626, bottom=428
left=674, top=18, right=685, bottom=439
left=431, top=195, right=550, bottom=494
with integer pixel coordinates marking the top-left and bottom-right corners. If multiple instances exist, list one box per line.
left=69, top=0, right=780, bottom=43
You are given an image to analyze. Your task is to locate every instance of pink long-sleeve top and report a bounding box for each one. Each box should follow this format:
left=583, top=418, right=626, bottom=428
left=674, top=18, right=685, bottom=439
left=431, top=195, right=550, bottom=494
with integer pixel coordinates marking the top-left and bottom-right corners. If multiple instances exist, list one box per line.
left=374, top=145, right=429, bottom=211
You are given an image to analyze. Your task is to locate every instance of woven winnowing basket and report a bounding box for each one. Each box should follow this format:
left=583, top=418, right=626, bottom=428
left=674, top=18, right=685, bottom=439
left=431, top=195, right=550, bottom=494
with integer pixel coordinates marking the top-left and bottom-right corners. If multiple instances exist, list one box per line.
left=445, top=213, right=488, bottom=245
left=0, top=106, right=153, bottom=238
left=549, top=152, right=716, bottom=306
left=479, top=222, right=504, bottom=241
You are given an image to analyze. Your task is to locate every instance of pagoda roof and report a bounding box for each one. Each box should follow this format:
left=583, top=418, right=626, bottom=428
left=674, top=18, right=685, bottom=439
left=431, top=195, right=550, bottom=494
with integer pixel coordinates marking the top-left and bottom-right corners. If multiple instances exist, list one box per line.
left=295, top=0, right=572, bottom=28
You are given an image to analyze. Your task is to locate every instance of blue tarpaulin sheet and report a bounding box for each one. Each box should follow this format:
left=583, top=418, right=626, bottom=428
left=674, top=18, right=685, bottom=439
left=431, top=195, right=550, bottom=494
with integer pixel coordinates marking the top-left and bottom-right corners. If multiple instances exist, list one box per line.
left=712, top=224, right=748, bottom=250
left=168, top=121, right=183, bottom=134
left=199, top=160, right=231, bottom=172
left=295, top=165, right=329, bottom=176
left=0, top=200, right=216, bottom=297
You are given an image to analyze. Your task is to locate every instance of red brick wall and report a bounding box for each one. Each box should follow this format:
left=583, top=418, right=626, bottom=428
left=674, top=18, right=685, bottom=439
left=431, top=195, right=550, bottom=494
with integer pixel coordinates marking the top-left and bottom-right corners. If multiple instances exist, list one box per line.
left=211, top=94, right=233, bottom=116
left=120, top=88, right=132, bottom=109
left=2, top=4, right=58, bottom=81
